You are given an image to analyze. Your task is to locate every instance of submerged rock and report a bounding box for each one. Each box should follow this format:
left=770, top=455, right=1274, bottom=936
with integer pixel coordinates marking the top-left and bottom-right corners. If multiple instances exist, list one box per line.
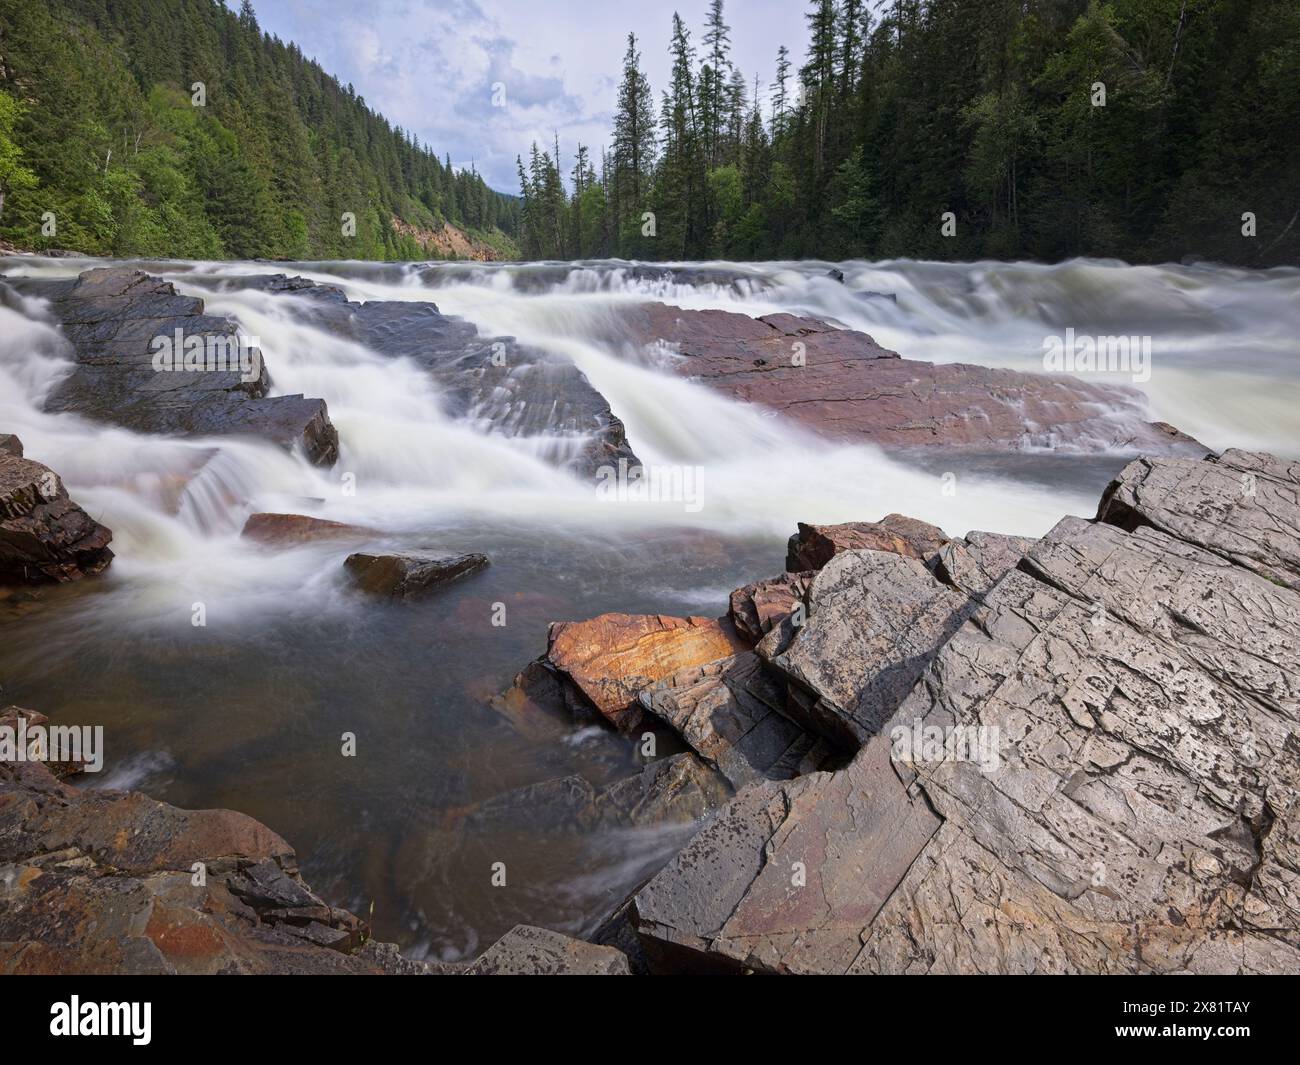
left=23, top=267, right=339, bottom=465
left=0, top=453, right=113, bottom=583
left=344, top=551, right=489, bottom=599
left=242, top=512, right=377, bottom=546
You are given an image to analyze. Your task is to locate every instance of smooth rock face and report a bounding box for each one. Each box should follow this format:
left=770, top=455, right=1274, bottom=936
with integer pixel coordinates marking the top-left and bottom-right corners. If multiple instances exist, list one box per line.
left=771, top=550, right=973, bottom=747
left=638, top=653, right=838, bottom=789
left=545, top=614, right=748, bottom=731
left=728, top=571, right=814, bottom=644
left=1098, top=449, right=1300, bottom=590
left=0, top=758, right=429, bottom=974
left=28, top=268, right=339, bottom=465
left=635, top=454, right=1300, bottom=974
left=786, top=514, right=950, bottom=571
left=465, top=925, right=631, bottom=975
left=933, top=530, right=1037, bottom=600
left=619, top=303, right=1208, bottom=454
left=224, top=274, right=637, bottom=477
left=344, top=552, right=489, bottom=599
left=242, top=512, right=376, bottom=546
left=0, top=454, right=113, bottom=583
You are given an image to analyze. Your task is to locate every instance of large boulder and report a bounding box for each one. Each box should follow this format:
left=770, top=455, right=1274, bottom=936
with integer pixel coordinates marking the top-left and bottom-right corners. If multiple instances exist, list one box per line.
left=633, top=451, right=1300, bottom=974
left=0, top=435, right=21, bottom=457
left=0, top=453, right=112, bottom=583
left=617, top=303, right=1207, bottom=455
left=544, top=613, right=748, bottom=731
left=344, top=551, right=489, bottom=599
left=27, top=268, right=339, bottom=465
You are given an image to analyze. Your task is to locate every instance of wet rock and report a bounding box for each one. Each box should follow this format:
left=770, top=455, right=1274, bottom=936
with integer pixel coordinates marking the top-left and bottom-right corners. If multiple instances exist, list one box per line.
left=220, top=273, right=637, bottom=477
left=1097, top=449, right=1300, bottom=590
left=770, top=549, right=973, bottom=747
left=0, top=435, right=21, bottom=457
left=0, top=454, right=113, bottom=583
left=0, top=756, right=427, bottom=974
left=28, top=267, right=339, bottom=465
left=638, top=653, right=840, bottom=789
left=728, top=571, right=814, bottom=644
left=344, top=551, right=489, bottom=599
left=545, top=613, right=748, bottom=731
left=618, top=302, right=1207, bottom=455
left=932, top=530, right=1037, bottom=600
left=634, top=451, right=1300, bottom=974
left=827, top=268, right=845, bottom=283
left=242, top=512, right=377, bottom=546
left=786, top=513, right=950, bottom=571
left=465, top=924, right=631, bottom=975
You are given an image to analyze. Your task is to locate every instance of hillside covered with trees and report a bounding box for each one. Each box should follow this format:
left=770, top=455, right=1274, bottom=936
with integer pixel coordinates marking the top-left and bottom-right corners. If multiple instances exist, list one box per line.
left=516, top=0, right=1299, bottom=266
left=0, top=0, right=519, bottom=260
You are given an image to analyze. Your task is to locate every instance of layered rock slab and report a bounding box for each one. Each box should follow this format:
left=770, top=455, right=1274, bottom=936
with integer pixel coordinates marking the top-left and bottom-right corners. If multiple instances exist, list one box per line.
left=785, top=514, right=949, bottom=572
left=465, top=924, right=631, bottom=975
left=24, top=268, right=338, bottom=465
left=633, top=464, right=1300, bottom=973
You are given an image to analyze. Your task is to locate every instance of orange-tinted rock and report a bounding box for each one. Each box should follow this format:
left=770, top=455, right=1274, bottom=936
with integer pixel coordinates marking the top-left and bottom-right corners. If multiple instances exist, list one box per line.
left=241, top=512, right=376, bottom=545
left=546, top=613, right=748, bottom=730
left=786, top=513, right=949, bottom=572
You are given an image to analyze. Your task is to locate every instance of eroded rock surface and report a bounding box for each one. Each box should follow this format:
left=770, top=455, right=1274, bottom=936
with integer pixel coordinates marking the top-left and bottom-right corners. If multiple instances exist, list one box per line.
left=618, top=303, right=1207, bottom=455
left=932, top=530, right=1037, bottom=600
left=632, top=452, right=1300, bottom=974
left=465, top=924, right=631, bottom=975
left=21, top=268, right=338, bottom=465
left=786, top=514, right=949, bottom=571
left=0, top=453, right=113, bottom=583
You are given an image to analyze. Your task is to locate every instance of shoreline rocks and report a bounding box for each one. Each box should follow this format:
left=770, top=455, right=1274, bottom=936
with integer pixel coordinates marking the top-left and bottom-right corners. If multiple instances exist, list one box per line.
left=0, top=453, right=113, bottom=584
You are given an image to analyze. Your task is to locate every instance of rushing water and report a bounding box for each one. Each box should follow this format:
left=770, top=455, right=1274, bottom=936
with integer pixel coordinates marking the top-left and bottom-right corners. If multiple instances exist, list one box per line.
left=1, top=254, right=1297, bottom=958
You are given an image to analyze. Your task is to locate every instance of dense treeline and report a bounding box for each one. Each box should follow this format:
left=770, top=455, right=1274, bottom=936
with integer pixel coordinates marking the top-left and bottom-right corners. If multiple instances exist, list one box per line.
left=0, top=0, right=519, bottom=259
left=516, top=0, right=1298, bottom=266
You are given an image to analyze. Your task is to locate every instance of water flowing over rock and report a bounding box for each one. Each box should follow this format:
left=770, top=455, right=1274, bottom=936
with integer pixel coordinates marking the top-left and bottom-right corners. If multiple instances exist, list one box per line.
left=0, top=453, right=113, bottom=583
left=242, top=512, right=377, bottom=546
left=10, top=267, right=339, bottom=465
left=630, top=450, right=1300, bottom=974
left=223, top=273, right=638, bottom=477
left=618, top=303, right=1208, bottom=455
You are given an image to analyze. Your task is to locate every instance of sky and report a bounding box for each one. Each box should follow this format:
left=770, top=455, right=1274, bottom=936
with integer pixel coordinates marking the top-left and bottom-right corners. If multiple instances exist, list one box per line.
left=239, top=0, right=811, bottom=193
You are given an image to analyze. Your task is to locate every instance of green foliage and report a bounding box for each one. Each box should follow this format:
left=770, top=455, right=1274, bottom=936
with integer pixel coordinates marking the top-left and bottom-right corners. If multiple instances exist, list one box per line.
left=0, top=0, right=519, bottom=259
left=517, top=0, right=1298, bottom=265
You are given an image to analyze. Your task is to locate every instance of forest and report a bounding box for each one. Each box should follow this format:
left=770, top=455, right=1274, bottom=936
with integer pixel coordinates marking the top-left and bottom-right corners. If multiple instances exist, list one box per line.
left=0, top=0, right=520, bottom=260
left=515, top=0, right=1299, bottom=266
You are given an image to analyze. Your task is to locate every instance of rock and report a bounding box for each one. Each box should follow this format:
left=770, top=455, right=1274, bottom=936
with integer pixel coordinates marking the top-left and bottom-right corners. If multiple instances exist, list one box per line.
left=786, top=513, right=950, bottom=571
left=0, top=706, right=86, bottom=778
left=1097, top=449, right=1300, bottom=590
left=638, top=653, right=840, bottom=789
left=25, top=267, right=339, bottom=465
left=827, top=268, right=845, bottom=283
left=728, top=571, right=814, bottom=644
left=0, top=435, right=21, bottom=457
left=770, top=549, right=973, bottom=747
left=0, top=453, right=113, bottom=583
left=465, top=925, right=631, bottom=975
left=617, top=303, right=1207, bottom=455
left=0, top=753, right=428, bottom=974
left=344, top=551, right=488, bottom=599
left=242, top=512, right=376, bottom=546
left=932, top=530, right=1037, bottom=600
left=545, top=613, right=748, bottom=731
left=221, top=274, right=637, bottom=477
left=634, top=452, right=1300, bottom=974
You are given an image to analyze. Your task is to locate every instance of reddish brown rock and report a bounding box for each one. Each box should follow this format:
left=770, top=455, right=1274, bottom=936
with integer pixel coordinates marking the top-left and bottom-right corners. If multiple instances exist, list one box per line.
left=786, top=513, right=949, bottom=572
left=0, top=454, right=113, bottom=584
left=619, top=303, right=1206, bottom=455
left=729, top=571, right=815, bottom=644
left=546, top=613, right=748, bottom=731
left=241, top=512, right=376, bottom=546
